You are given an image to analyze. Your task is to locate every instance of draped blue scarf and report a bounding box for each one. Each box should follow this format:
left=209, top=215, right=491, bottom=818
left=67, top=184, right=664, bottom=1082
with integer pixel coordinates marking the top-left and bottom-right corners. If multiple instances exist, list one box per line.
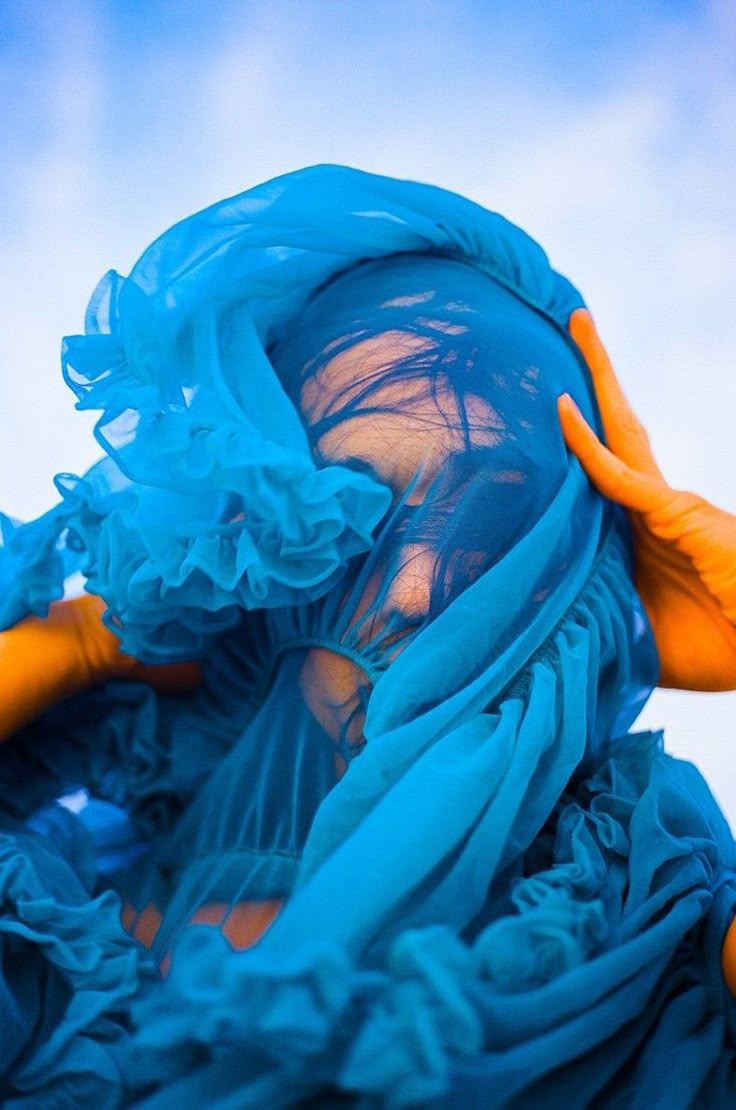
left=0, top=166, right=734, bottom=1108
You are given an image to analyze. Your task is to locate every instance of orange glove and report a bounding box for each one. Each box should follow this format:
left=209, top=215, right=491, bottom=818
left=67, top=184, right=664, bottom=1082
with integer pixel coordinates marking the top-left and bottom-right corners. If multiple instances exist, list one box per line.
left=558, top=308, right=736, bottom=693
left=0, top=593, right=201, bottom=743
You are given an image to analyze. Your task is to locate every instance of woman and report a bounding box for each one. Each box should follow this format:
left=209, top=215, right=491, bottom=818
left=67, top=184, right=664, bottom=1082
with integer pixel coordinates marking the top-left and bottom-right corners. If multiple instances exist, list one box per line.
left=1, top=165, right=735, bottom=1107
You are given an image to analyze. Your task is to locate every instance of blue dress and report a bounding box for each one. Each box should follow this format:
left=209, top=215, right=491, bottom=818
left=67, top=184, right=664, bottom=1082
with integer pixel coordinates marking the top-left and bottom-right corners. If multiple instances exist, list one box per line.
left=1, top=166, right=735, bottom=1108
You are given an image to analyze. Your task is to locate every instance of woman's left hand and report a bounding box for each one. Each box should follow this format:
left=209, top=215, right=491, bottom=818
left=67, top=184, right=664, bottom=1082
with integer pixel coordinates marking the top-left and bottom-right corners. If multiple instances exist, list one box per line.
left=559, top=308, right=736, bottom=692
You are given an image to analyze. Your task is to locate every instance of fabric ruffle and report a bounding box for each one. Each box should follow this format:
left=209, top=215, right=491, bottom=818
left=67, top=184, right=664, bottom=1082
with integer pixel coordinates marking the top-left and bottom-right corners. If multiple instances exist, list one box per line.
left=0, top=615, right=267, bottom=842
left=110, top=523, right=732, bottom=1107
left=1, top=165, right=586, bottom=660
left=2, top=164, right=734, bottom=1108
left=0, top=509, right=76, bottom=629
left=0, top=811, right=151, bottom=1108
left=119, top=730, right=736, bottom=1108
left=1, top=438, right=391, bottom=666
left=55, top=456, right=389, bottom=661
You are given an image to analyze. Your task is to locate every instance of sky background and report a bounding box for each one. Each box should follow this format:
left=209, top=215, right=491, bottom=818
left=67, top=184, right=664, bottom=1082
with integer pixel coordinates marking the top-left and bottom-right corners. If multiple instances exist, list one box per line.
left=2, top=0, right=736, bottom=818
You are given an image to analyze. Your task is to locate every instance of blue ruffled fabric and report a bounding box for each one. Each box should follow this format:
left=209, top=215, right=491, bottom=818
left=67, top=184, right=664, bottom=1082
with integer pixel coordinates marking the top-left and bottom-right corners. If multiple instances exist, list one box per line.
left=0, top=165, right=735, bottom=1107
left=1, top=166, right=583, bottom=660
left=120, top=731, right=736, bottom=1109
left=0, top=810, right=151, bottom=1109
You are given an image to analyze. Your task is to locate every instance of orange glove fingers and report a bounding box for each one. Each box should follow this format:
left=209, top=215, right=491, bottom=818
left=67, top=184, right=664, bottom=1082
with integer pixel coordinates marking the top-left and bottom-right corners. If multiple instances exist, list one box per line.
left=557, top=393, right=670, bottom=514
left=568, top=308, right=665, bottom=481
left=560, top=316, right=736, bottom=696
left=558, top=393, right=736, bottom=619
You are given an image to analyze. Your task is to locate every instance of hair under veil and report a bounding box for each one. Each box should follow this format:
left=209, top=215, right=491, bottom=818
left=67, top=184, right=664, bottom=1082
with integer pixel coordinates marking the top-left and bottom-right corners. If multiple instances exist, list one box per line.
left=0, top=166, right=734, bottom=1107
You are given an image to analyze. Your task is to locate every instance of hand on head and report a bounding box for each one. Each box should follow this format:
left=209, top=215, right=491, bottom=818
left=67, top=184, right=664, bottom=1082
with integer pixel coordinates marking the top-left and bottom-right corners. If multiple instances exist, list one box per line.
left=559, top=308, right=736, bottom=692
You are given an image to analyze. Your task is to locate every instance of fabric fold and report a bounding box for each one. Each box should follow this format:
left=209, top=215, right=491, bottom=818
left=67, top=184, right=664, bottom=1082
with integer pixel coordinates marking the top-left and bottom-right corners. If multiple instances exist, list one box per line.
left=118, top=730, right=736, bottom=1108
left=1, top=164, right=734, bottom=1107
left=0, top=817, right=150, bottom=1108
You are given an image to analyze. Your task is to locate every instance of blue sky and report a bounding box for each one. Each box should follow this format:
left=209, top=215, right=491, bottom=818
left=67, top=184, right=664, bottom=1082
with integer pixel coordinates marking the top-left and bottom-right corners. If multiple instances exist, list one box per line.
left=2, top=0, right=736, bottom=815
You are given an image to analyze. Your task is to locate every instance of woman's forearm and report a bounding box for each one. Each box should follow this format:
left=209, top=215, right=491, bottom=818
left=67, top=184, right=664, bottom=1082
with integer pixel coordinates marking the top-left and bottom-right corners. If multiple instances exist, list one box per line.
left=0, top=594, right=202, bottom=743
left=0, top=597, right=105, bottom=742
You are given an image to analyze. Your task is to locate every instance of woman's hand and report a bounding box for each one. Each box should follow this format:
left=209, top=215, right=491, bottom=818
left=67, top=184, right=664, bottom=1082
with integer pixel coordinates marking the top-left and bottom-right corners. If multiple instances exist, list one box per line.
left=558, top=308, right=736, bottom=692
left=0, top=593, right=201, bottom=743
left=77, top=593, right=202, bottom=692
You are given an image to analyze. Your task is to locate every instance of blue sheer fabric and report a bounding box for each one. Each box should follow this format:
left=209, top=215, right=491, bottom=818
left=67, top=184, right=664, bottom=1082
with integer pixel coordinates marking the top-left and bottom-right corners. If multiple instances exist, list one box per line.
left=1, top=165, right=735, bottom=1107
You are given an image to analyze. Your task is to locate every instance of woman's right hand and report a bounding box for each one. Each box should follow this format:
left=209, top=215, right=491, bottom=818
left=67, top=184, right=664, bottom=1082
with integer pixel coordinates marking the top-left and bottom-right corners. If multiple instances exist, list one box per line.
left=559, top=308, right=736, bottom=692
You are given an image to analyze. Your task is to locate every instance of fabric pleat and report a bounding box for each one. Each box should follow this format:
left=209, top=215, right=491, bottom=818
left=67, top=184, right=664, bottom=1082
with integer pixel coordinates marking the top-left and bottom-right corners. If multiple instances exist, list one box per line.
left=0, top=165, right=734, bottom=1107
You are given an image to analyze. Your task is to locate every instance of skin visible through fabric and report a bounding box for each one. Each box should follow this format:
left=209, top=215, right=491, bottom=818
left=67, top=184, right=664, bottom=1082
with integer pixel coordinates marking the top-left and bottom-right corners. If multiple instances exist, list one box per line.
left=269, top=253, right=579, bottom=785
left=296, top=326, right=509, bottom=773
left=7, top=168, right=732, bottom=1107
left=153, top=253, right=586, bottom=955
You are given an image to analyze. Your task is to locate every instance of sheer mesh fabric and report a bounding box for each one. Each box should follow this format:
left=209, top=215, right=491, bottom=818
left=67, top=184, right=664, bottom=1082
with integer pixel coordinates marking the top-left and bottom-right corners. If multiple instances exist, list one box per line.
left=4, top=168, right=732, bottom=1107
left=138, top=252, right=597, bottom=957
left=266, top=253, right=588, bottom=768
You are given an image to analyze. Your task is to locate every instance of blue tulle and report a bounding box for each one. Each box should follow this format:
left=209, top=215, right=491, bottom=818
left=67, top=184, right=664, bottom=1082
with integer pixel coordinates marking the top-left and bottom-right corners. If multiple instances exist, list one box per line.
left=1, top=165, right=735, bottom=1106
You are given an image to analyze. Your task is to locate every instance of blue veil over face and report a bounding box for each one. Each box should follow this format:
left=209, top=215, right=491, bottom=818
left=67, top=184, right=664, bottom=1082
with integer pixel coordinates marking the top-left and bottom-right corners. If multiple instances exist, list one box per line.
left=0, top=166, right=734, bottom=1108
